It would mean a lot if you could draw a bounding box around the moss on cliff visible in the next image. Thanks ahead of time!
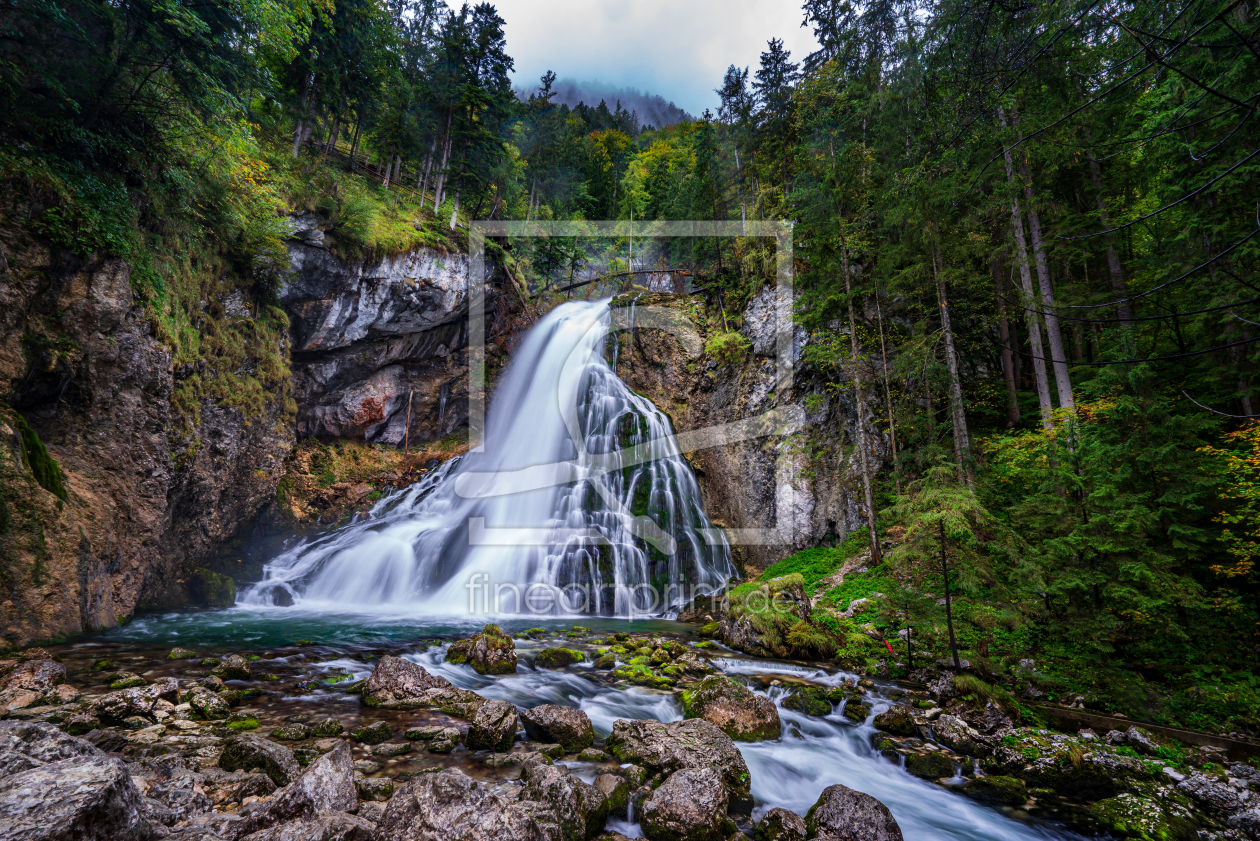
[12,414,66,501]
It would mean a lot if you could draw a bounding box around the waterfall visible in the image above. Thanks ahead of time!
[240,300,734,618]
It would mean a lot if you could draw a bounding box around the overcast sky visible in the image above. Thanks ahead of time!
[489,0,819,117]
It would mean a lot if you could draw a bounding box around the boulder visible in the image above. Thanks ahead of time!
[272,724,314,741]
[756,808,807,841]
[186,686,231,720]
[351,722,392,745]
[360,656,456,708]
[144,768,214,823]
[221,742,358,840]
[0,721,103,773]
[167,648,198,660]
[841,703,869,722]
[781,688,841,718]
[219,734,302,787]
[804,784,903,841]
[592,775,629,816]
[375,767,553,841]
[605,719,751,800]
[0,755,156,840]
[519,760,608,841]
[1085,793,1199,841]
[88,686,167,724]
[931,715,982,755]
[956,701,1011,736]
[1177,771,1252,817]
[213,655,253,681]
[0,659,66,705]
[681,676,780,741]
[465,699,519,752]
[239,811,376,841]
[871,707,916,738]
[535,649,584,669]
[982,729,1149,799]
[520,706,595,753]
[1122,726,1160,756]
[962,776,1026,807]
[356,777,395,801]
[640,767,728,841]
[447,625,518,675]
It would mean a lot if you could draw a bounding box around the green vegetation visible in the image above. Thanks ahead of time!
[13,415,67,502]
[704,331,752,366]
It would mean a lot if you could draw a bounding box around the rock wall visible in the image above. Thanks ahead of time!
[0,210,503,646]
[611,290,887,574]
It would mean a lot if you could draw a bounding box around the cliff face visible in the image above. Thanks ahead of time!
[0,209,499,646]
[611,290,887,574]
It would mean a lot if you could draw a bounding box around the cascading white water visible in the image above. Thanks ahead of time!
[240,300,734,617]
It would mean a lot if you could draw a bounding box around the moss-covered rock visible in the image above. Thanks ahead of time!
[166,647,197,660]
[781,686,843,717]
[188,567,236,607]
[681,675,781,741]
[593,653,616,670]
[841,702,869,722]
[872,706,917,737]
[352,721,393,745]
[108,673,147,690]
[905,752,955,779]
[963,775,1027,806]
[535,648,585,669]
[1083,793,1199,840]
[982,728,1155,800]
[211,653,251,681]
[446,623,517,675]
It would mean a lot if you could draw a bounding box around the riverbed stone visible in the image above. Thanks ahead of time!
[1177,771,1251,817]
[519,760,608,841]
[0,658,66,712]
[272,723,314,741]
[167,648,198,660]
[1084,792,1199,841]
[89,685,167,724]
[756,808,806,841]
[905,752,954,779]
[804,783,904,841]
[223,742,358,840]
[982,729,1148,799]
[681,676,780,741]
[593,775,629,816]
[376,767,553,841]
[0,754,156,840]
[465,698,519,752]
[640,767,728,841]
[931,715,982,755]
[219,734,302,787]
[238,811,377,841]
[535,649,584,669]
[871,707,916,738]
[605,718,751,800]
[781,687,840,718]
[447,625,518,675]
[213,654,253,681]
[360,656,455,708]
[351,721,392,745]
[357,776,396,801]
[0,720,103,769]
[186,686,231,720]
[520,705,594,753]
[962,776,1027,806]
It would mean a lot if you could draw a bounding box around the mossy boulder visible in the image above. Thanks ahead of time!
[446,624,518,675]
[963,776,1027,806]
[167,647,197,660]
[520,704,594,753]
[593,653,616,670]
[108,673,147,690]
[841,702,869,722]
[188,568,236,608]
[352,721,393,745]
[983,728,1154,800]
[535,648,585,669]
[872,706,917,737]
[226,713,260,731]
[681,675,781,741]
[1083,792,1199,840]
[756,808,806,841]
[905,752,955,779]
[613,663,675,688]
[781,686,842,717]
[211,653,252,681]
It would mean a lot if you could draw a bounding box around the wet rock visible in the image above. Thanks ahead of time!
[375,767,553,841]
[0,659,66,711]
[239,811,377,841]
[109,672,148,689]
[982,729,1147,799]
[465,699,518,752]
[1229,807,1260,839]
[224,742,358,840]
[134,759,214,824]
[578,749,609,762]
[605,719,751,800]
[213,655,253,682]
[781,688,840,718]
[640,767,728,841]
[963,776,1026,806]
[272,724,314,741]
[519,760,608,841]
[360,656,455,708]
[841,702,869,723]
[593,654,616,670]
[535,649,584,669]
[1122,726,1160,756]
[424,686,489,719]
[681,676,780,741]
[0,755,156,840]
[905,753,954,779]
[447,625,518,675]
[756,808,806,841]
[351,721,392,745]
[219,734,302,787]
[167,648,198,660]
[373,741,413,757]
[89,684,170,724]
[957,701,1011,736]
[804,784,903,841]
[82,728,129,753]
[0,720,103,773]
[593,775,629,816]
[520,705,595,753]
[60,713,100,736]
[187,686,232,720]
[931,715,982,755]
[312,719,345,737]
[871,707,916,738]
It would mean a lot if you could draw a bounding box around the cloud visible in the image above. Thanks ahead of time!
[491,0,819,117]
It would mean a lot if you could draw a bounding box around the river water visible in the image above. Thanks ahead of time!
[82,610,1084,841]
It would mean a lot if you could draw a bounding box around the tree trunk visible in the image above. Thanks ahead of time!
[998,108,1054,429]
[420,138,436,195]
[1019,157,1074,411]
[940,520,961,670]
[993,253,1020,428]
[838,222,882,565]
[874,293,900,495]
[1086,153,1131,323]
[932,240,974,486]
[734,144,747,236]
[434,108,454,209]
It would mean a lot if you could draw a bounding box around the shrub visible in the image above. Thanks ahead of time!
[704,330,751,365]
